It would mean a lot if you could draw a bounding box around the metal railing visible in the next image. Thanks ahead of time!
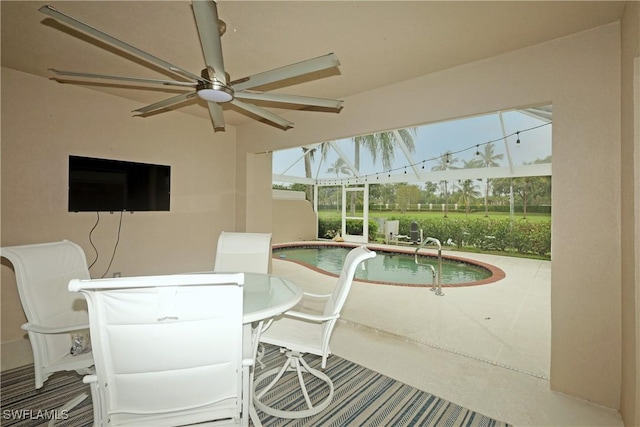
[414,237,444,296]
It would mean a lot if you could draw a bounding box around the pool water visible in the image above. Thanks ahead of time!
[273,246,492,287]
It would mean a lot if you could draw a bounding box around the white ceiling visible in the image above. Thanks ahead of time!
[1,1,626,130]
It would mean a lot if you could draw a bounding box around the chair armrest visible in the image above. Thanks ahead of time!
[285,310,339,323]
[302,292,331,300]
[22,322,89,334]
[82,374,97,384]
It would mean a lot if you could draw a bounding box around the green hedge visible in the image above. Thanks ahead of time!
[318,216,551,258]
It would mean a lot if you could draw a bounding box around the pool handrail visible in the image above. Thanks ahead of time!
[414,237,444,296]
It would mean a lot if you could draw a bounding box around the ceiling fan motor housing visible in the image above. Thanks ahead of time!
[197,67,234,103]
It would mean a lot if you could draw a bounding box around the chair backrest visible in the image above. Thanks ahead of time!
[214,231,272,274]
[323,245,376,319]
[69,273,245,426]
[1,240,91,326]
[1,240,92,387]
[314,245,376,366]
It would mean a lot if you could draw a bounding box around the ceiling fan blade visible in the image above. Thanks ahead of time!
[133,92,196,115]
[231,99,294,130]
[49,69,198,87]
[231,53,340,92]
[207,102,226,132]
[235,91,343,109]
[192,0,226,85]
[39,5,203,83]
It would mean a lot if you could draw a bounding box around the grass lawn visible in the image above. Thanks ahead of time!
[318,209,551,223]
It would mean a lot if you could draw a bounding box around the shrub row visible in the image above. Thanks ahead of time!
[318,216,551,258]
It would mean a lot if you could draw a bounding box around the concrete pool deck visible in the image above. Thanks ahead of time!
[271,243,623,426]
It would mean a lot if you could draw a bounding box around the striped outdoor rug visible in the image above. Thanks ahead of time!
[1,345,510,427]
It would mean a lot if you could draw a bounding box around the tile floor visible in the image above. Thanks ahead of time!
[271,245,623,427]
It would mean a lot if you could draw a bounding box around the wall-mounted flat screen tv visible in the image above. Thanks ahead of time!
[68,155,171,212]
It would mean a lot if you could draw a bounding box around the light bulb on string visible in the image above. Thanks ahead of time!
[516,131,521,144]
[476,145,480,156]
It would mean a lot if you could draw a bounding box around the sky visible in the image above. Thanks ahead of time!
[272,107,552,184]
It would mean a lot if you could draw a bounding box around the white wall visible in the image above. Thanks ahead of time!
[1,68,238,346]
[620,2,640,424]
[272,198,317,243]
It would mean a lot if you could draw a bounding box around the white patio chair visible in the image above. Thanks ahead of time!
[69,273,250,427]
[212,230,273,420]
[1,240,94,420]
[253,245,376,418]
[214,232,272,274]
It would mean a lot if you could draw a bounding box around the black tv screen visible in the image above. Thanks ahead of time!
[68,156,171,212]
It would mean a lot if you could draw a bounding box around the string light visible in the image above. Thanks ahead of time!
[313,122,548,185]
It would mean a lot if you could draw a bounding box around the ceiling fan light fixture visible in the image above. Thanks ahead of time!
[197,82,234,103]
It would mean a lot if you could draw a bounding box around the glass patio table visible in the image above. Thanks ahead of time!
[201,271,303,426]
[239,272,303,324]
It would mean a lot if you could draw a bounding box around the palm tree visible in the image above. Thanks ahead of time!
[477,143,504,216]
[301,143,329,201]
[431,151,459,217]
[326,157,351,178]
[353,128,417,172]
[326,158,352,211]
[350,128,417,213]
[455,179,481,217]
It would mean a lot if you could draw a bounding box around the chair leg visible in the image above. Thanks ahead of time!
[255,343,266,369]
[249,404,263,427]
[253,350,334,419]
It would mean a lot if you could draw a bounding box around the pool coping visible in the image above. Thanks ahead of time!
[272,241,506,288]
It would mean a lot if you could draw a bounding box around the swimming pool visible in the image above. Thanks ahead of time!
[272,243,505,287]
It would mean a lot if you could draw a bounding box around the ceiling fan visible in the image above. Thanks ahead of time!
[38,1,344,132]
